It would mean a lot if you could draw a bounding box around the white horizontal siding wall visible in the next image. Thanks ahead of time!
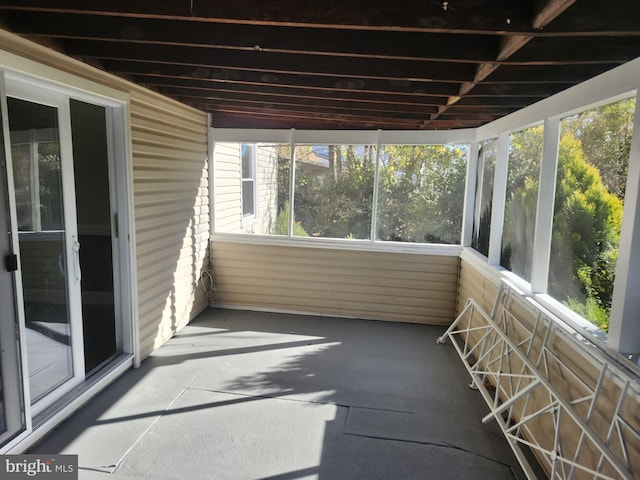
[214,143,279,235]
[211,240,460,324]
[130,89,209,358]
[254,145,278,234]
[214,142,242,233]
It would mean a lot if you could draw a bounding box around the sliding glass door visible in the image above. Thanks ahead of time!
[0,69,131,451]
[6,86,85,413]
[69,98,118,374]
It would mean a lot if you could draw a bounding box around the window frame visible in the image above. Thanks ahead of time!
[240,143,257,226]
[209,58,640,362]
[471,86,640,364]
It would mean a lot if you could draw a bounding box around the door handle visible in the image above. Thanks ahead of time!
[72,235,81,284]
[5,254,19,272]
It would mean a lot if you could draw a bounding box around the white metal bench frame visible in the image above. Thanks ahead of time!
[437,283,639,480]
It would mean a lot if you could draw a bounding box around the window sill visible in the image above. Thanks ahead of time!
[618,353,640,377]
[460,247,640,380]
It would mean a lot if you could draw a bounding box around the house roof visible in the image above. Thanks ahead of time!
[0,0,639,130]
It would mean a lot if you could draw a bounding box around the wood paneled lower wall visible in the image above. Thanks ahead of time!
[211,240,460,325]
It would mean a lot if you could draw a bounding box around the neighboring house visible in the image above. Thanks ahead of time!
[214,142,279,235]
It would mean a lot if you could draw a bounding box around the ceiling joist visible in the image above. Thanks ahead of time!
[0,0,637,129]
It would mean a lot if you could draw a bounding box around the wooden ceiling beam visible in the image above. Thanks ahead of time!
[435,0,583,122]
[63,39,478,83]
[209,108,506,129]
[468,82,572,96]
[137,77,446,108]
[2,0,637,36]
[506,36,640,63]
[540,0,640,35]
[497,35,533,62]
[4,11,499,63]
[206,105,435,129]
[0,0,535,34]
[533,0,577,30]
[209,114,438,130]
[0,0,635,129]
[454,96,544,107]
[172,94,437,120]
[483,64,619,83]
[101,60,463,97]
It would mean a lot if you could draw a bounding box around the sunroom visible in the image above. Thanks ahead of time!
[0,2,639,479]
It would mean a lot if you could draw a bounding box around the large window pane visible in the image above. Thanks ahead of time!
[215,142,289,235]
[501,125,543,280]
[294,145,375,239]
[472,139,497,256]
[548,97,635,332]
[376,145,467,244]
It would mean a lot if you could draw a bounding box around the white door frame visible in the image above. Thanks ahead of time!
[0,66,137,451]
[0,72,26,445]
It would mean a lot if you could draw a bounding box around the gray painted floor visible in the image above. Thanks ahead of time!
[32,309,527,480]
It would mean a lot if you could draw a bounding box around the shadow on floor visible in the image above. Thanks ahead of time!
[32,308,528,480]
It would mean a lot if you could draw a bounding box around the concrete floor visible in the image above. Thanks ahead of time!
[32,309,527,480]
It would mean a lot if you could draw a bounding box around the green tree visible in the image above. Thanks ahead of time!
[504,131,622,330]
[501,126,543,278]
[294,145,375,239]
[561,98,635,198]
[377,145,467,243]
[548,134,622,330]
[500,99,632,333]
[276,145,291,212]
[272,201,308,236]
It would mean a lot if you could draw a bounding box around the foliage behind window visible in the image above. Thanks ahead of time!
[293,145,375,240]
[484,97,635,333]
[547,98,634,332]
[377,145,467,244]
[501,125,543,280]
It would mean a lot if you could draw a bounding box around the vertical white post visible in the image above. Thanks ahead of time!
[0,71,31,437]
[530,117,561,293]
[287,128,296,238]
[488,133,509,265]
[608,95,640,355]
[208,119,216,235]
[462,142,479,247]
[370,129,381,242]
